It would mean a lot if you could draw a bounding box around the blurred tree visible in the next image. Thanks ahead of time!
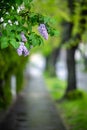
[65,0,79,94]
[64,0,87,95]
[45,46,61,76]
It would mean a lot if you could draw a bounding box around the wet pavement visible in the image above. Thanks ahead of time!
[0,76,66,130]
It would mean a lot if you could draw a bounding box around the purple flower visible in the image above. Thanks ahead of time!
[17,48,22,56]
[38,24,48,40]
[23,46,29,56]
[17,42,29,56]
[21,32,27,42]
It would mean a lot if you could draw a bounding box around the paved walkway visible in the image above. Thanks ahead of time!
[0,76,66,130]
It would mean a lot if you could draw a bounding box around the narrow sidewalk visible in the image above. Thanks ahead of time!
[0,76,66,130]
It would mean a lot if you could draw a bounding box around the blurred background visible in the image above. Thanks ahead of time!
[0,0,87,130]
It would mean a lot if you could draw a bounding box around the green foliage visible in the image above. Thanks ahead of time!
[28,32,44,47]
[45,77,66,100]
[0,37,9,49]
[0,46,27,78]
[16,71,24,93]
[31,0,61,56]
[45,76,87,130]
[59,93,87,130]
[0,46,28,109]
[72,2,81,36]
[0,0,56,50]
[66,90,83,100]
[3,77,12,108]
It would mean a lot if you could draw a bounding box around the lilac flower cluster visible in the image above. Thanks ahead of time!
[17,32,30,56]
[21,32,27,43]
[17,42,29,56]
[38,24,48,40]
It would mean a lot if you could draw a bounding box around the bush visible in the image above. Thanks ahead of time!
[66,90,84,100]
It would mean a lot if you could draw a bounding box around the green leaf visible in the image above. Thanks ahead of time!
[24,0,32,7]
[1,37,9,49]
[25,43,30,49]
[16,34,21,41]
[52,30,60,36]
[10,39,20,49]
[38,37,44,45]
[15,0,23,5]
[44,17,51,24]
[32,38,37,46]
[29,0,33,2]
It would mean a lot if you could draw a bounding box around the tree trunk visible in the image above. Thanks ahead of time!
[63,0,77,95]
[0,79,5,102]
[45,55,50,71]
[66,47,77,93]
